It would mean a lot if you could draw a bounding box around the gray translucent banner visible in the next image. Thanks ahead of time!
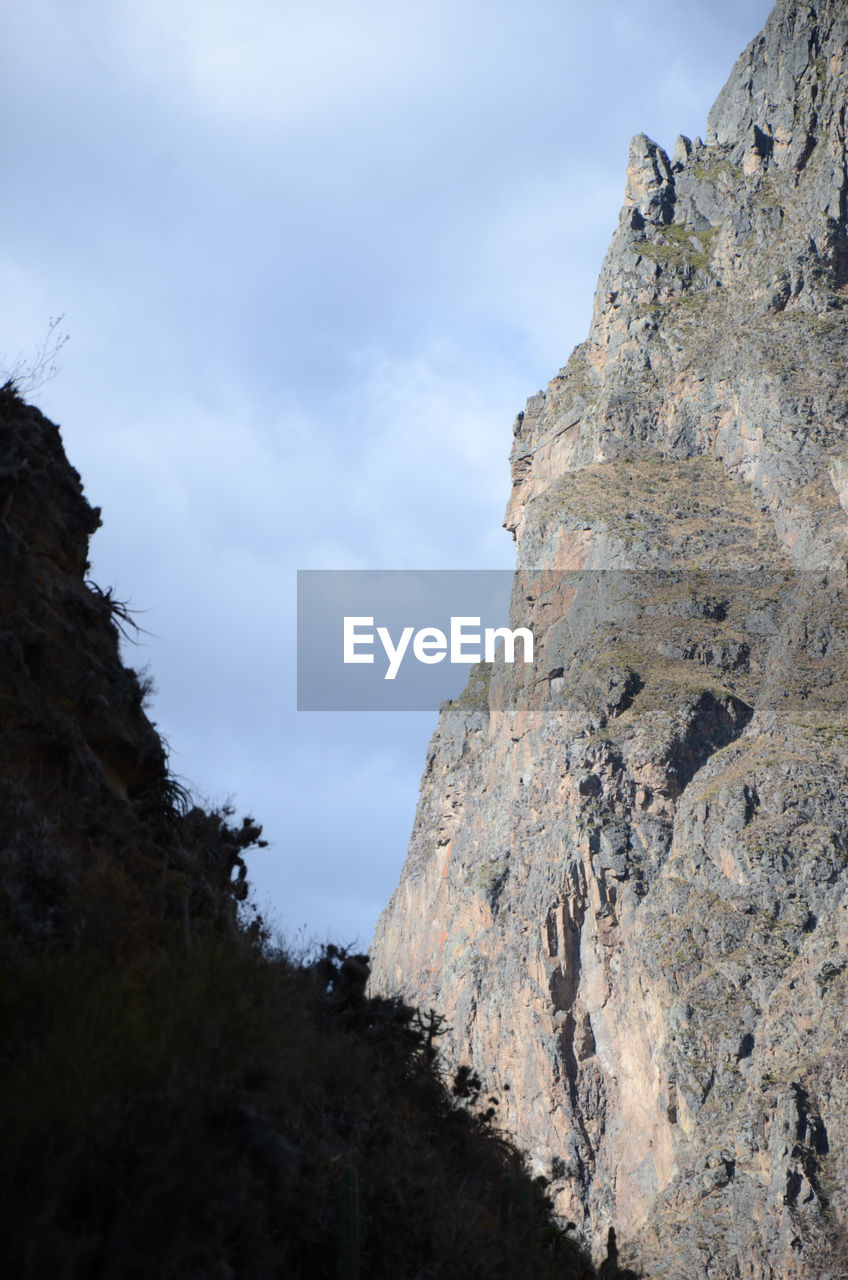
[297,568,848,714]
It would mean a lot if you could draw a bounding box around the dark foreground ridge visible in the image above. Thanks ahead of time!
[0,383,637,1276]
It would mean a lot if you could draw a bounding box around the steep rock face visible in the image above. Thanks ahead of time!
[0,387,165,877]
[371,3,848,1275]
[0,384,254,954]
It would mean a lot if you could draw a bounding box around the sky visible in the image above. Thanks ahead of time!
[0,0,775,948]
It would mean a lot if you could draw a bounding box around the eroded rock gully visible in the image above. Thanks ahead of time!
[371,2,848,1275]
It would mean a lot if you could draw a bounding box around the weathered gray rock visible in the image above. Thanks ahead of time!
[372,2,848,1276]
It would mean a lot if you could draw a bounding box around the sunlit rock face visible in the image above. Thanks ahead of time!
[371,2,848,1274]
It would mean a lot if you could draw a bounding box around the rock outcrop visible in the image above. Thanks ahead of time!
[371,2,848,1275]
[0,381,259,954]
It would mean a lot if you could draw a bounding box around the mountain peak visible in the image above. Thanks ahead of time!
[707,0,848,158]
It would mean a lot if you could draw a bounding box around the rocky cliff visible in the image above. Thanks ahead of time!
[371,2,848,1275]
[0,382,261,953]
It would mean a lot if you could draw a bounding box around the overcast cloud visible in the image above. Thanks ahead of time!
[0,0,774,946]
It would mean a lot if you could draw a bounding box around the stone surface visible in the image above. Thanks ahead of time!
[0,384,256,952]
[371,2,848,1275]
